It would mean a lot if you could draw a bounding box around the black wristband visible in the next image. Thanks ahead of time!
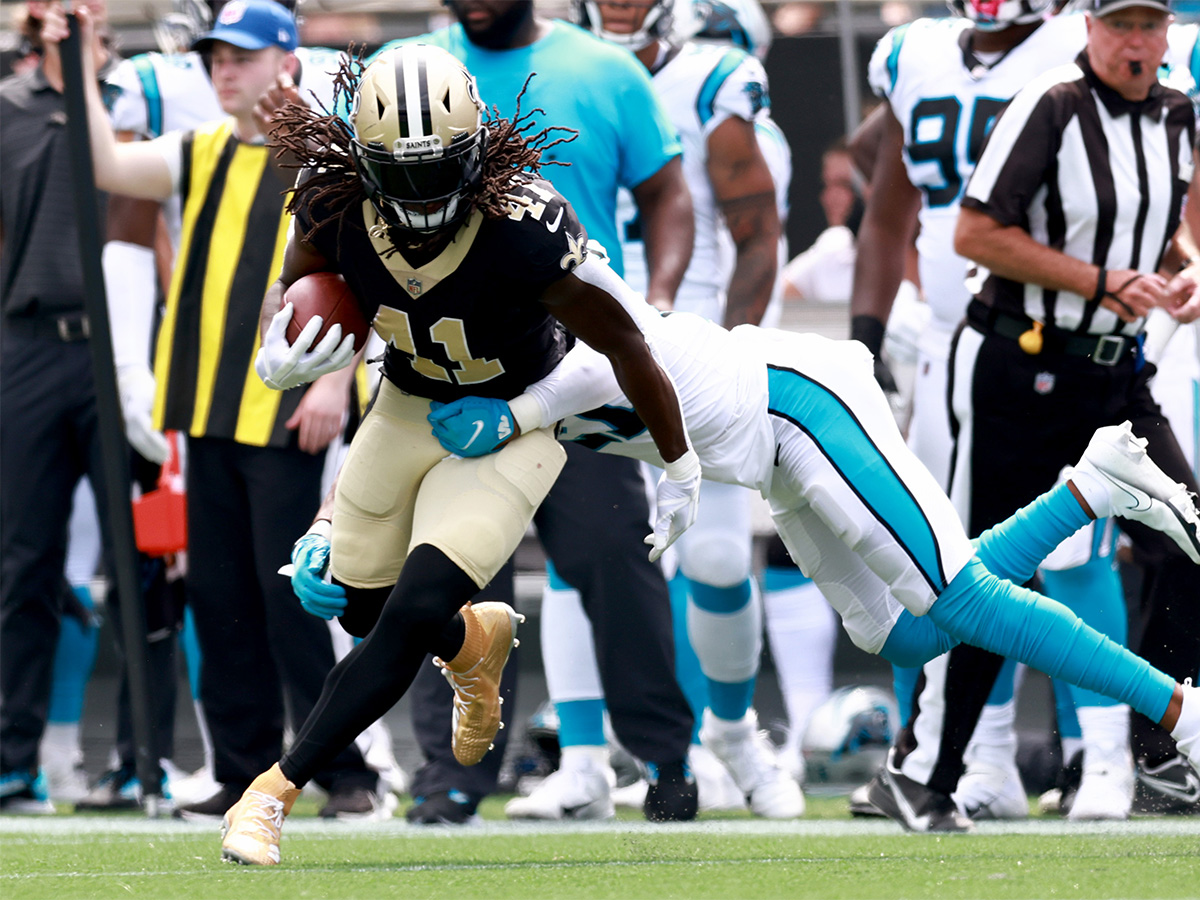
[1091,268,1107,305]
[850,315,887,357]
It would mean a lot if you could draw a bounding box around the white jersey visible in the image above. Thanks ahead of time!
[107,46,343,139]
[868,13,1085,325]
[616,41,770,320]
[1164,22,1200,107]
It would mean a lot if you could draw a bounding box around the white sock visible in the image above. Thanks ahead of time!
[763,581,837,759]
[1077,705,1131,763]
[1068,463,1114,519]
[560,745,609,771]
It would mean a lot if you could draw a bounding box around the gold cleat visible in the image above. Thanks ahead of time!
[220,764,301,866]
[434,601,523,766]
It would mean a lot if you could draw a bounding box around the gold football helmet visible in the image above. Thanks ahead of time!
[350,44,487,233]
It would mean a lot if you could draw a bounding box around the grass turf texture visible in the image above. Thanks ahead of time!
[3,795,1198,899]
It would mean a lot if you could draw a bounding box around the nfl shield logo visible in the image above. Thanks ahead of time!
[406,278,423,298]
[1034,371,1056,395]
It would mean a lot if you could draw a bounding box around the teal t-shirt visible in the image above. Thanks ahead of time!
[370,21,681,276]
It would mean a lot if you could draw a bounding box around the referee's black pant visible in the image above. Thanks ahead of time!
[1,327,177,778]
[899,325,1200,796]
[185,436,375,793]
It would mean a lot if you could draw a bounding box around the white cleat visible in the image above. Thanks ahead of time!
[953,760,1029,821]
[1068,745,1135,821]
[504,759,615,821]
[700,709,805,819]
[689,743,747,812]
[1171,679,1200,778]
[1072,421,1200,563]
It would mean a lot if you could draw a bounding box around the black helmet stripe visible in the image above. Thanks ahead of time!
[391,46,435,140]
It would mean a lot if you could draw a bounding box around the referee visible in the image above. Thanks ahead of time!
[876,0,1200,825]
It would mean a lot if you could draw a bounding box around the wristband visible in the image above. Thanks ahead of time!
[1091,267,1107,305]
[664,447,701,483]
[307,519,332,540]
[508,392,544,435]
[849,315,886,357]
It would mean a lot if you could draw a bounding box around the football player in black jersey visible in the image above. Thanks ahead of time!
[220,44,701,865]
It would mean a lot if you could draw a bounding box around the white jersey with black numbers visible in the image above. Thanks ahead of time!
[107,46,342,139]
[616,41,771,319]
[868,13,1085,325]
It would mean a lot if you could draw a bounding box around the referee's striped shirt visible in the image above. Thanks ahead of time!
[962,50,1194,338]
[152,118,304,449]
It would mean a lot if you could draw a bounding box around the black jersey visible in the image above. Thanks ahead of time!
[299,177,587,403]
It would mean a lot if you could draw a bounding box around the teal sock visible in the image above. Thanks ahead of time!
[1041,554,1126,709]
[669,573,708,744]
[891,665,920,725]
[930,558,1174,722]
[988,657,1018,705]
[707,677,757,722]
[48,586,98,723]
[762,566,812,592]
[975,483,1091,584]
[1053,677,1082,740]
[181,606,203,701]
[555,698,607,748]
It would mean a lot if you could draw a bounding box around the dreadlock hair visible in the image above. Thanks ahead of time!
[269,50,577,255]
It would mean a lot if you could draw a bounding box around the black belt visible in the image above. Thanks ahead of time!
[966,300,1136,366]
[3,312,91,343]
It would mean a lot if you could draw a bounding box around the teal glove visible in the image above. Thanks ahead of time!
[427,396,515,457]
[290,530,347,620]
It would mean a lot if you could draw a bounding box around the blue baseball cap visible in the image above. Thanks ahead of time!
[192,0,299,53]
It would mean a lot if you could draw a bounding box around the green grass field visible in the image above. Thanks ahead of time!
[3,795,1198,900]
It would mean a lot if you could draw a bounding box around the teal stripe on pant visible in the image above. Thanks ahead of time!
[767,365,947,591]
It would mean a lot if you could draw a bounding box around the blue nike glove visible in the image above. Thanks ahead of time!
[290,529,347,620]
[427,396,515,457]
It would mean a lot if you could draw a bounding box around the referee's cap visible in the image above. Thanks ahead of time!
[192,0,299,53]
[1090,0,1172,16]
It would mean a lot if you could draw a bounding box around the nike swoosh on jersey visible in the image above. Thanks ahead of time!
[546,207,564,234]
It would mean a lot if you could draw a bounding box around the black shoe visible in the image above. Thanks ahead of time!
[319,786,396,820]
[1133,755,1200,815]
[867,751,974,833]
[75,766,141,812]
[848,776,886,817]
[172,784,243,821]
[406,790,480,825]
[643,759,697,822]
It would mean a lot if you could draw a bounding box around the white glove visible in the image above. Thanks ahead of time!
[254,302,356,391]
[116,365,170,464]
[644,448,701,563]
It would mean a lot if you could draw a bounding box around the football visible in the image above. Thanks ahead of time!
[283,272,371,351]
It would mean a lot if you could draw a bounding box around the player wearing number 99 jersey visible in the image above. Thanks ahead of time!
[867,8,1083,335]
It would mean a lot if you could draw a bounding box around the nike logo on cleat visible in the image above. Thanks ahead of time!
[1138,770,1200,804]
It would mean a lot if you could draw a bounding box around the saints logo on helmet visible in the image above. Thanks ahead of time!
[571,0,676,51]
[948,0,1054,31]
[349,44,487,234]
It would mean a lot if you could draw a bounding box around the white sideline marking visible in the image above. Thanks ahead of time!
[1,816,1199,843]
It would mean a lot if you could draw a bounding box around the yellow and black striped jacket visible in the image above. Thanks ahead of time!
[152,118,301,448]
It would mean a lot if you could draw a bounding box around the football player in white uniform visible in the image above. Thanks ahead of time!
[425,289,1200,837]
[509,0,797,821]
[850,0,1156,824]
